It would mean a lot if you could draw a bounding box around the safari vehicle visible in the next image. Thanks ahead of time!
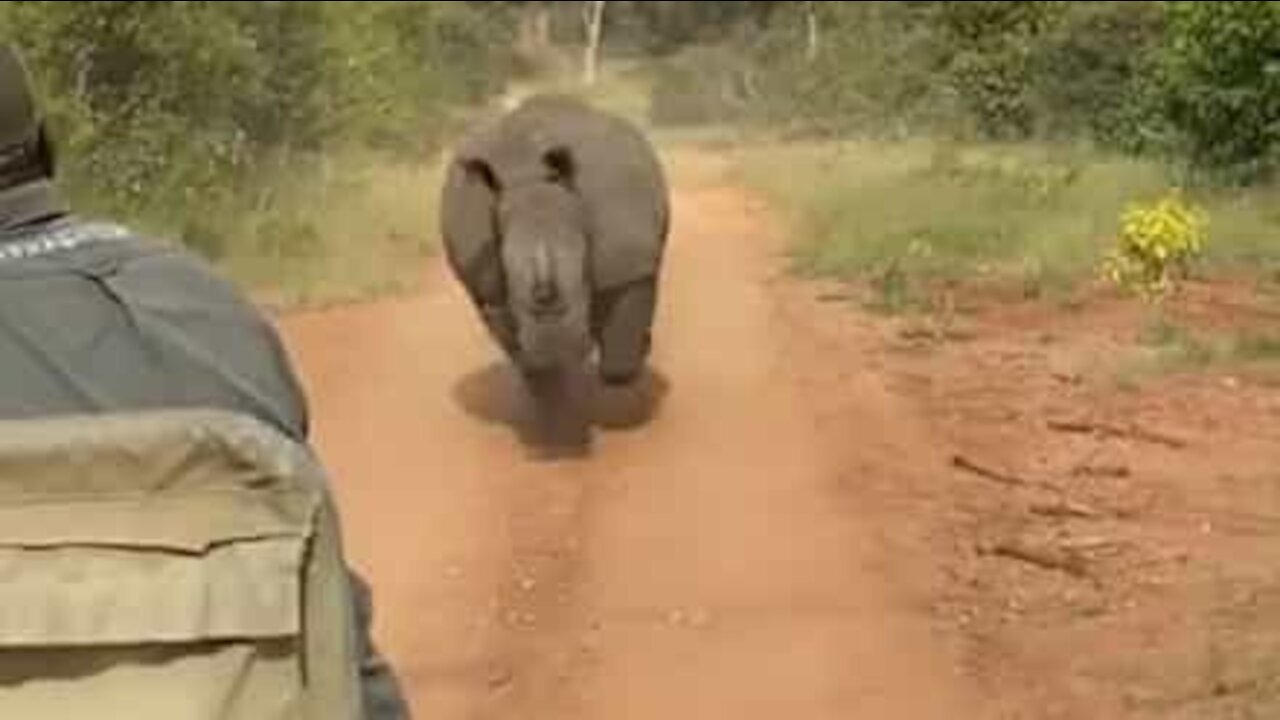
[0,409,369,720]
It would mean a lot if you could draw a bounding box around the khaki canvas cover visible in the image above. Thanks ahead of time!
[0,409,367,719]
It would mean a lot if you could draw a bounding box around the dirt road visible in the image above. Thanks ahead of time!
[279,152,983,719]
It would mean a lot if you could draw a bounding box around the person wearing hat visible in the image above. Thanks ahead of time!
[0,44,411,719]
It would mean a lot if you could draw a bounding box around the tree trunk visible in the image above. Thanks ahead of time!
[518,3,553,54]
[805,1,820,63]
[534,4,552,48]
[582,0,607,86]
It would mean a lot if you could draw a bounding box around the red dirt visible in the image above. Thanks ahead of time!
[882,280,1280,720]
[278,150,1280,719]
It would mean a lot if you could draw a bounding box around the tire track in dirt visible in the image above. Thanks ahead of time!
[279,151,983,719]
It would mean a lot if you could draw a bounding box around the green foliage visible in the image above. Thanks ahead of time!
[745,134,1280,308]
[608,1,778,57]
[648,45,753,127]
[745,2,951,137]
[0,1,512,266]
[646,1,1277,182]
[1026,1,1166,149]
[929,1,1061,140]
[743,135,1280,306]
[1138,314,1218,369]
[1156,1,1280,183]
[221,149,442,309]
[1133,314,1280,375]
[5,0,1280,308]
[1231,331,1280,362]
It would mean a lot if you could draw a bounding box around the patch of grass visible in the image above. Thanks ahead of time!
[216,148,441,310]
[1140,315,1220,370]
[579,62,655,128]
[647,45,755,131]
[1228,331,1280,363]
[1194,190,1280,278]
[736,139,1280,311]
[1138,313,1192,348]
[512,58,656,130]
[1120,313,1280,380]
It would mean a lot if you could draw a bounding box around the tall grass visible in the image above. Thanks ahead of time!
[206,149,441,311]
[736,139,1280,310]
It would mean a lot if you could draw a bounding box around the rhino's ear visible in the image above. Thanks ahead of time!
[461,156,500,194]
[543,144,575,187]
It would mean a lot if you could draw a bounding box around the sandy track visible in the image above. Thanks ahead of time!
[279,152,982,719]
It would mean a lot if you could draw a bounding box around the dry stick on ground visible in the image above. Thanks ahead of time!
[1070,463,1132,479]
[978,538,1091,579]
[1068,444,1131,480]
[1058,535,1130,553]
[1029,498,1104,520]
[952,454,1114,521]
[953,457,1122,579]
[950,454,1065,494]
[1048,418,1188,450]
[950,454,1035,488]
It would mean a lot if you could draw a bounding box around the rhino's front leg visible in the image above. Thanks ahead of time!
[592,278,658,386]
[477,302,520,361]
[480,303,563,394]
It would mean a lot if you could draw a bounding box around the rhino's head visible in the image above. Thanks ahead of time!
[461,145,592,373]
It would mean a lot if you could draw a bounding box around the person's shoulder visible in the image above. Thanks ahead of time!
[88,220,251,294]
[74,217,312,437]
[37,215,280,329]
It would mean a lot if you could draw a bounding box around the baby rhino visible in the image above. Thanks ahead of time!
[439,94,669,390]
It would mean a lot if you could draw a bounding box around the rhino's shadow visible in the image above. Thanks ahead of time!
[452,362,670,460]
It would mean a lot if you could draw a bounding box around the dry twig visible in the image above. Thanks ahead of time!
[1048,418,1187,449]
[1029,499,1104,520]
[1070,463,1132,479]
[951,454,1032,488]
[980,538,1090,578]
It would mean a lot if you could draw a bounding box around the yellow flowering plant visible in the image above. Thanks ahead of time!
[1102,191,1209,300]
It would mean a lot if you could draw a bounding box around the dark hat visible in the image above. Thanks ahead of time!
[0,44,39,153]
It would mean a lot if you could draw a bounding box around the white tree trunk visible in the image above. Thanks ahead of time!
[518,3,552,52]
[805,1,820,63]
[534,5,552,48]
[582,0,607,85]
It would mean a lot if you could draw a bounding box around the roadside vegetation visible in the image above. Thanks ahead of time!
[638,1,1280,378]
[7,1,1278,323]
[0,1,513,306]
[703,4,1280,284]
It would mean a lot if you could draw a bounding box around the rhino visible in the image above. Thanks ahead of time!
[439,94,669,390]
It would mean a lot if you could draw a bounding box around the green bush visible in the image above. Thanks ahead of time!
[648,45,753,127]
[1156,1,1280,183]
[737,140,1180,306]
[720,2,1059,141]
[1027,1,1166,150]
[930,1,1060,141]
[704,3,946,138]
[0,1,513,256]
[712,1,1280,181]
